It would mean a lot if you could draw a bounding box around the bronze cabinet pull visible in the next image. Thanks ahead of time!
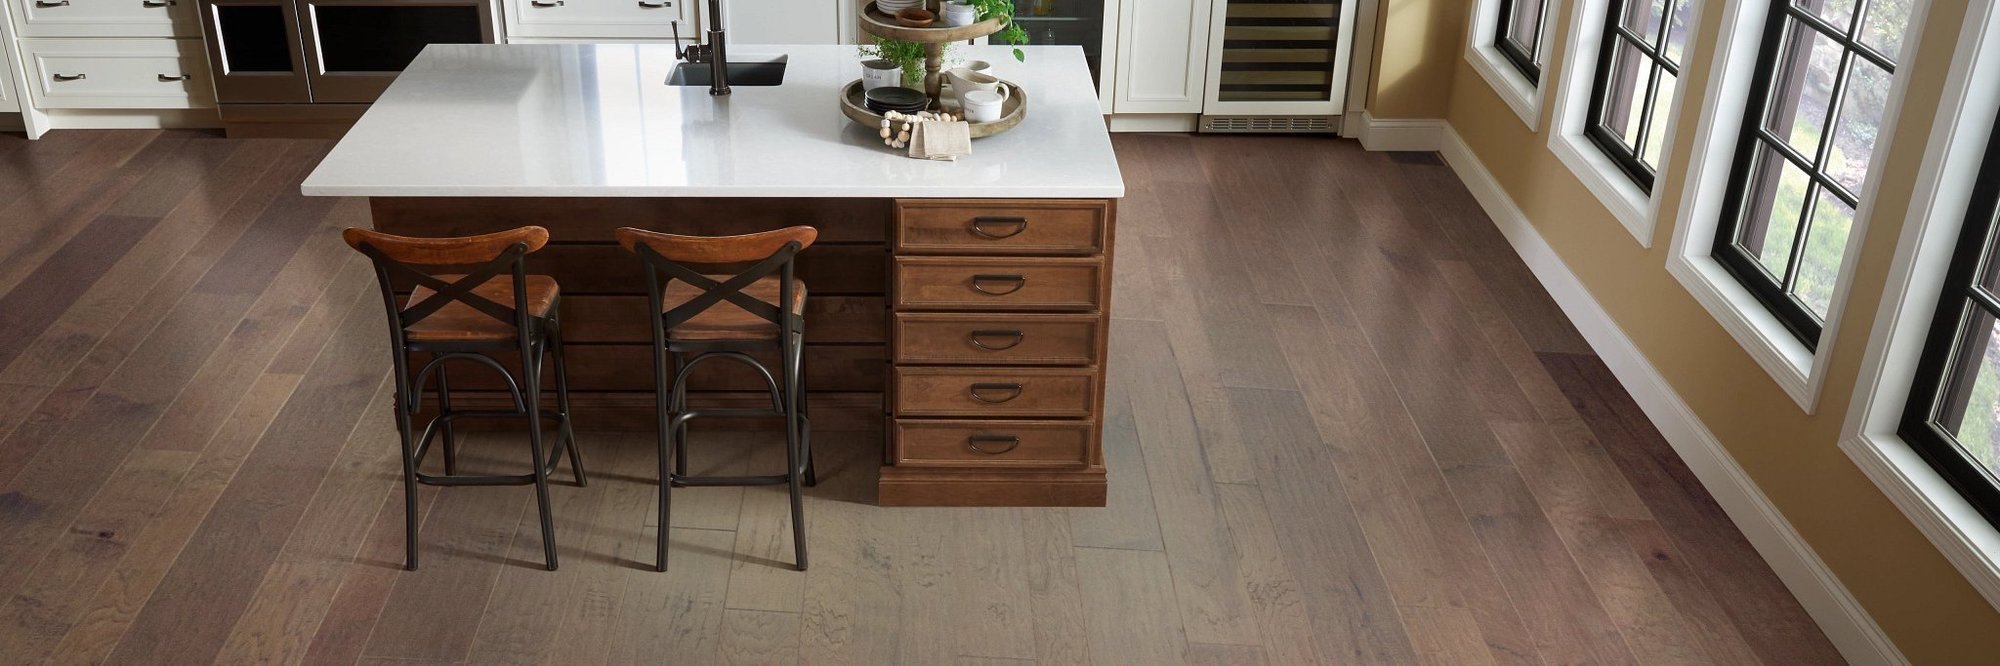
[51,73,85,81]
[969,273,1026,295]
[34,1,69,7]
[530,0,563,6]
[141,0,175,7]
[157,73,191,82]
[637,1,667,6]
[967,434,1021,455]
[968,329,1024,351]
[969,215,1028,239]
[967,382,1023,403]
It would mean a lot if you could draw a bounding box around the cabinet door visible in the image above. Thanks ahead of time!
[502,0,689,40]
[1112,0,1209,113]
[14,0,198,38]
[721,0,835,44]
[21,37,212,109]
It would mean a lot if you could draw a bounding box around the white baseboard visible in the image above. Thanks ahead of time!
[1435,126,1906,666]
[1348,110,1448,151]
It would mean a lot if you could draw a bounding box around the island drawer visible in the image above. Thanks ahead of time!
[891,419,1095,469]
[893,312,1100,365]
[894,200,1109,255]
[891,366,1096,419]
[15,0,195,38]
[503,0,688,39]
[893,256,1102,312]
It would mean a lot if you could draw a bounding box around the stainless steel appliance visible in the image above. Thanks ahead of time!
[1198,0,1356,133]
[198,0,496,133]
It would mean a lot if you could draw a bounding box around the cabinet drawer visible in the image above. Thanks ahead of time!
[17,0,196,38]
[895,200,1109,255]
[893,419,1095,469]
[22,39,211,109]
[893,257,1102,312]
[893,367,1096,418]
[894,312,1101,365]
[504,0,687,38]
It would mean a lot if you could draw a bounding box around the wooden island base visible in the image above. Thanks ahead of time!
[369,196,1115,507]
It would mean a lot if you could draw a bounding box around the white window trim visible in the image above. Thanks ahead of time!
[1465,0,1554,130]
[1840,0,2000,612]
[1665,0,1928,413]
[1546,0,1702,248]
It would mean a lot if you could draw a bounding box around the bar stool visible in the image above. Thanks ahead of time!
[344,226,586,572]
[615,226,817,573]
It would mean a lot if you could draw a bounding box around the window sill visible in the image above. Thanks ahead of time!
[1665,253,1823,411]
[1549,132,1660,246]
[1842,432,2000,610]
[1465,44,1543,131]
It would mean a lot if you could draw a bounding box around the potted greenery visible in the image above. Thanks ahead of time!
[956,0,1029,61]
[858,37,933,88]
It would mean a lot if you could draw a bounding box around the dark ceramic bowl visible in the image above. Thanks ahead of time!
[864,86,929,114]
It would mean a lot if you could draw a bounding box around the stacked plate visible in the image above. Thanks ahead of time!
[875,0,922,14]
[864,87,929,115]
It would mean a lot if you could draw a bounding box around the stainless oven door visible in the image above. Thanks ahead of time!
[200,0,312,103]
[298,0,493,103]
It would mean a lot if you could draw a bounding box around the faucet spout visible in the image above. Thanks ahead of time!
[705,0,729,95]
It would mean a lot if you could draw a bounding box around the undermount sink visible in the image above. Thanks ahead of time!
[667,56,788,87]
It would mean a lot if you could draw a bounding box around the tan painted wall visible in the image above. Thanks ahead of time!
[1365,0,2000,659]
[1368,0,1470,117]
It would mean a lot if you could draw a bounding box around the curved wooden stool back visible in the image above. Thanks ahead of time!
[344,227,552,345]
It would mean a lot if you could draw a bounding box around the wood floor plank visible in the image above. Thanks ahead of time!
[1075,546,1189,666]
[719,608,802,664]
[1019,509,1091,665]
[1212,483,1322,665]
[723,436,807,613]
[606,527,734,662]
[1225,387,1417,664]
[1110,319,1263,646]
[797,435,900,665]
[1063,384,1164,552]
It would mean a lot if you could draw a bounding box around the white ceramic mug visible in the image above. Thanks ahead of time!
[961,89,1004,123]
[861,59,901,91]
[945,67,1010,109]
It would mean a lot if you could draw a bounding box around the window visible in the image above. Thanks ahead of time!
[1712,0,1911,348]
[1495,0,1551,80]
[1585,0,1697,191]
[1901,112,2000,526]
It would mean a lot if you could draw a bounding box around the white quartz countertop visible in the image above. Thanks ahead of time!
[300,44,1124,198]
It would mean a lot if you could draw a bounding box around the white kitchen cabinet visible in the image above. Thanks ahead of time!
[20,37,209,108]
[13,0,196,38]
[502,0,690,41]
[721,0,835,44]
[0,50,17,113]
[1110,0,1209,114]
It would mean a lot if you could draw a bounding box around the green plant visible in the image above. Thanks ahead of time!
[858,37,935,87]
[957,0,1029,61]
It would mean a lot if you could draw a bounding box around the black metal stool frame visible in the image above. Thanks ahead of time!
[631,239,816,573]
[356,238,587,572]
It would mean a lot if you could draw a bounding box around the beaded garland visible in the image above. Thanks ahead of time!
[878,109,958,149]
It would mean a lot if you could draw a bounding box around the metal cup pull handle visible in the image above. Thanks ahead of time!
[967,382,1023,404]
[158,74,191,82]
[969,215,1028,239]
[34,1,70,7]
[969,273,1026,296]
[968,329,1024,351]
[637,1,667,6]
[51,73,85,81]
[141,0,175,7]
[530,1,563,6]
[967,434,1021,455]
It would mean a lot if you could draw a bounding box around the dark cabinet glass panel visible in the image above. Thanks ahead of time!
[313,5,481,73]
[217,5,296,73]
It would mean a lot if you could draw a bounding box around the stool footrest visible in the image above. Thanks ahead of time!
[417,471,537,486]
[670,474,789,487]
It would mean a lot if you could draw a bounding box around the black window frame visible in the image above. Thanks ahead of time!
[1898,111,2000,527]
[1584,0,1688,192]
[1494,0,1547,82]
[1712,0,1900,350]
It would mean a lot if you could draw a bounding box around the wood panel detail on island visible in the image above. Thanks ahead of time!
[366,195,1115,506]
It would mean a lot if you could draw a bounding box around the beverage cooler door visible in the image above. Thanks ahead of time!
[1012,0,1108,88]
[1199,0,1355,116]
[200,0,313,103]
[299,0,492,103]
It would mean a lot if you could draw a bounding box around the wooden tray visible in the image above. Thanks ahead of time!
[858,1,1005,42]
[841,79,1026,139]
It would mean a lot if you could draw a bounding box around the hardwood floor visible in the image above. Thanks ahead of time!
[0,129,1843,664]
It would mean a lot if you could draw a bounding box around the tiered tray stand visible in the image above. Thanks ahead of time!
[848,1,1026,136]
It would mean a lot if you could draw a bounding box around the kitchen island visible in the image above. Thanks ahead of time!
[301,43,1124,506]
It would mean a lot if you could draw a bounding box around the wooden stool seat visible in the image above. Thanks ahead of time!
[406,275,561,342]
[662,275,807,341]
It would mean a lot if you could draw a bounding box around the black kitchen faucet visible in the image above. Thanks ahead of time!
[671,0,731,96]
